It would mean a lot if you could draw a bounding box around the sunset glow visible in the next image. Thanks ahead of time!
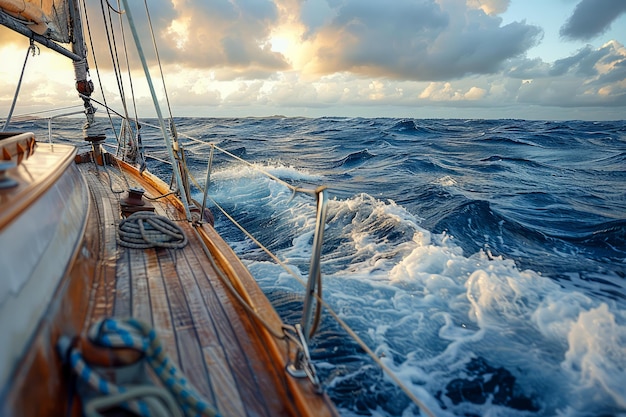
[0,0,624,119]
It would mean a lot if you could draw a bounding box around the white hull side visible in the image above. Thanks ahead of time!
[0,162,89,390]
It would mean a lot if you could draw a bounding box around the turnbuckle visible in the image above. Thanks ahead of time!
[285,324,322,393]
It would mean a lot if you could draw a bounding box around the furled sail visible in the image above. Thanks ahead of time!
[0,0,72,42]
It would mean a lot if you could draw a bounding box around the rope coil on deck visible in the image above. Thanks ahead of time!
[118,211,188,249]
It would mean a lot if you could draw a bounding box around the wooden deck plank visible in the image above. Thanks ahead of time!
[144,248,180,367]
[148,198,281,416]
[146,191,276,416]
[170,239,250,417]
[83,170,117,325]
[114,246,131,318]
[130,248,152,324]
[81,157,337,417]
[157,248,214,402]
[184,241,292,416]
[203,345,248,417]
[96,168,124,318]
[100,192,118,321]
[159,249,195,330]
[82,179,106,333]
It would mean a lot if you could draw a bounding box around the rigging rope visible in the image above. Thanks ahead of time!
[81,0,121,146]
[116,0,146,170]
[100,0,129,120]
[3,39,38,131]
[120,0,193,221]
[142,0,174,121]
[118,212,188,249]
[101,0,140,165]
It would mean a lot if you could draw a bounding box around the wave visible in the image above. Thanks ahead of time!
[571,219,626,256]
[400,157,460,176]
[19,116,626,417]
[480,155,542,166]
[333,149,376,168]
[390,119,437,134]
[588,151,626,172]
[279,191,626,416]
[125,118,626,416]
[479,135,542,147]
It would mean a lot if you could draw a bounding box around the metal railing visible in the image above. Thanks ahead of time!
[47,110,86,148]
[174,133,330,343]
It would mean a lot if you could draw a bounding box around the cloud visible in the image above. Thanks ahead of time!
[420,82,468,101]
[550,46,605,77]
[506,57,551,79]
[512,41,626,107]
[466,0,511,15]
[159,0,290,75]
[560,0,626,41]
[0,0,542,83]
[300,0,542,81]
[67,0,291,78]
[1,0,624,120]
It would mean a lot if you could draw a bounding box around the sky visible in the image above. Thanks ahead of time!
[0,0,625,120]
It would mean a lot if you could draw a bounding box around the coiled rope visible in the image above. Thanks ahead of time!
[118,211,187,249]
[64,318,220,417]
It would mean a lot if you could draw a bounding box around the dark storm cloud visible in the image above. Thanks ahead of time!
[305,0,542,81]
[560,0,626,41]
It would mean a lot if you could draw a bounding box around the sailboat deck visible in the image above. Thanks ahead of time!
[78,160,330,417]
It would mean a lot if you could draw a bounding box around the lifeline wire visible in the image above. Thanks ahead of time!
[119,0,193,221]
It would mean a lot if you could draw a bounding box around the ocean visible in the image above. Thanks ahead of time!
[28,117,626,416]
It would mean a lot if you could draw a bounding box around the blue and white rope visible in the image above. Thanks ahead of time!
[69,350,152,416]
[70,318,220,417]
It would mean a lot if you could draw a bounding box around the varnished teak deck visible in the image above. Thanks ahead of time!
[1,143,336,417]
[79,160,335,417]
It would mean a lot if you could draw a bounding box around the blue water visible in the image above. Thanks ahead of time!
[25,117,626,416]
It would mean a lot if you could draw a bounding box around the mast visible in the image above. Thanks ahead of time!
[68,0,105,142]
[0,1,104,141]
